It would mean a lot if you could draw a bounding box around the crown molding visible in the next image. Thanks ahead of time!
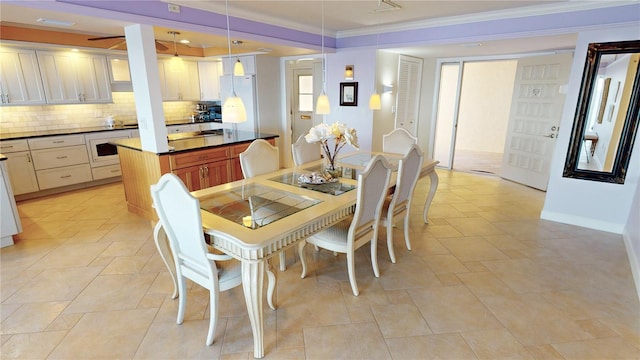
[337,0,638,38]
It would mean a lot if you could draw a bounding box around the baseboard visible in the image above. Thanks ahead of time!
[15,177,121,202]
[622,230,640,302]
[540,210,624,234]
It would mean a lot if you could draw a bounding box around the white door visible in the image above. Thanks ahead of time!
[395,55,423,135]
[500,52,573,190]
[292,67,315,143]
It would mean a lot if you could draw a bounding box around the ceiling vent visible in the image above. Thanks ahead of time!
[370,0,402,13]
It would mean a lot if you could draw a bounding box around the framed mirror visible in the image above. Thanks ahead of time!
[563,40,640,184]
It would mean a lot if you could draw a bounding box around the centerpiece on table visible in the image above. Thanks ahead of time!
[305,122,359,179]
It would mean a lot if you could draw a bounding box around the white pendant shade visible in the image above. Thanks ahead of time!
[315,92,330,114]
[233,59,245,76]
[222,93,247,123]
[369,92,381,110]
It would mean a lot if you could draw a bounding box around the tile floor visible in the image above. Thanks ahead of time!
[1,170,639,359]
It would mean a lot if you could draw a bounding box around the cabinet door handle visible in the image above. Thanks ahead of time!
[53,140,65,144]
[56,156,68,159]
[4,94,9,103]
[110,169,120,173]
[204,166,209,177]
[60,175,72,179]
[3,145,13,149]
[27,153,32,163]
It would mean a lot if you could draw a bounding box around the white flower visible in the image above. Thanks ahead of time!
[305,122,359,171]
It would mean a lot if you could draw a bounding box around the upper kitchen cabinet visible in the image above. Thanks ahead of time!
[0,48,46,106]
[37,50,112,104]
[158,57,200,101]
[222,55,255,75]
[198,61,222,101]
[108,56,132,92]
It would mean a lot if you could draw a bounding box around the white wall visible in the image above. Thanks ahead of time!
[624,178,640,301]
[542,25,640,235]
[325,48,376,153]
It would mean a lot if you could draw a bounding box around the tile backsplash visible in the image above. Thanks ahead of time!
[0,92,197,135]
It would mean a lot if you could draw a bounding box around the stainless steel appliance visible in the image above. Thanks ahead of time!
[85,130,131,168]
[195,101,222,122]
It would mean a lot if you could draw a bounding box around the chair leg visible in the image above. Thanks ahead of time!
[298,241,307,279]
[266,263,277,310]
[153,222,178,299]
[403,213,412,251]
[347,251,359,296]
[176,276,187,325]
[206,284,219,346]
[371,236,380,278]
[386,220,396,263]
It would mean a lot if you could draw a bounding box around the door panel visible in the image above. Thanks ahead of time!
[500,53,573,190]
[292,67,314,142]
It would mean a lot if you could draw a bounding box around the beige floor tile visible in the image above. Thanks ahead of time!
[386,333,478,359]
[4,266,103,304]
[423,254,470,274]
[0,330,67,359]
[371,302,432,338]
[462,328,534,360]
[457,271,518,299]
[523,344,565,359]
[551,337,640,359]
[0,301,69,334]
[303,322,391,359]
[439,236,508,262]
[48,309,157,359]
[409,285,503,333]
[445,217,506,236]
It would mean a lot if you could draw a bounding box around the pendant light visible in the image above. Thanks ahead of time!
[369,0,381,110]
[222,0,247,123]
[232,40,245,76]
[315,0,330,115]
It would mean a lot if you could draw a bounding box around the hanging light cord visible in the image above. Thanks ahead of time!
[225,0,236,93]
[321,0,326,91]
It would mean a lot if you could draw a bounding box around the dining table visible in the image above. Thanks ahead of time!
[153,153,439,358]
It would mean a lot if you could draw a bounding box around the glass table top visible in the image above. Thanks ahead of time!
[268,165,356,196]
[200,183,321,229]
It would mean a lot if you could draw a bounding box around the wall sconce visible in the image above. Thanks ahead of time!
[383,84,393,93]
[345,65,354,80]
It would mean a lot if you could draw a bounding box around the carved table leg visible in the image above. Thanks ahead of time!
[242,260,266,358]
[423,170,439,224]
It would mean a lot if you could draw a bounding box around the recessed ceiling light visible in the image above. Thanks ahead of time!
[179,39,190,44]
[36,18,75,27]
[461,43,483,47]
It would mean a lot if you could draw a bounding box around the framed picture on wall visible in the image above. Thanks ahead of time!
[340,82,358,106]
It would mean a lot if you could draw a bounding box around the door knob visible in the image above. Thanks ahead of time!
[543,134,555,138]
[300,115,311,120]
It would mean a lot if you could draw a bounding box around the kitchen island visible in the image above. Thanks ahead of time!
[111,130,278,221]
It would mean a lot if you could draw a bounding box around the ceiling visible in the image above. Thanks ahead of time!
[0,0,597,58]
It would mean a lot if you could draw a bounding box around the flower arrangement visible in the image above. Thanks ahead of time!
[305,122,359,173]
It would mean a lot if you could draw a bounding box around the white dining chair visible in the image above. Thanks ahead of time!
[151,173,244,346]
[239,139,289,271]
[291,134,321,166]
[382,128,418,155]
[298,155,392,296]
[239,139,280,178]
[380,144,424,263]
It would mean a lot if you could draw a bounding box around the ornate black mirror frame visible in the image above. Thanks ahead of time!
[563,40,640,184]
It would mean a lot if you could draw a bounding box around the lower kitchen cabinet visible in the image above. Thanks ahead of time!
[36,164,93,190]
[0,140,39,195]
[173,160,230,191]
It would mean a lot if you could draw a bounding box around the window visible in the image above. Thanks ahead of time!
[298,75,313,112]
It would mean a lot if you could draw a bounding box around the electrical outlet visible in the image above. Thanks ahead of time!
[167,3,180,13]
[391,105,396,113]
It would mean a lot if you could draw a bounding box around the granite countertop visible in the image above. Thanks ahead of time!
[0,120,218,141]
[0,154,6,161]
[111,130,279,155]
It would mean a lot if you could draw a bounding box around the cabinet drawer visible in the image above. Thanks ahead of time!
[28,134,85,150]
[92,164,122,180]
[169,147,229,170]
[36,164,92,190]
[0,139,29,153]
[31,145,89,170]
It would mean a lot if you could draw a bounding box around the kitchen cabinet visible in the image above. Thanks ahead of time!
[198,61,222,100]
[169,147,230,191]
[0,140,39,195]
[222,55,255,75]
[158,58,200,101]
[37,50,112,104]
[28,134,92,190]
[0,48,46,105]
[108,56,132,92]
[0,159,22,247]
